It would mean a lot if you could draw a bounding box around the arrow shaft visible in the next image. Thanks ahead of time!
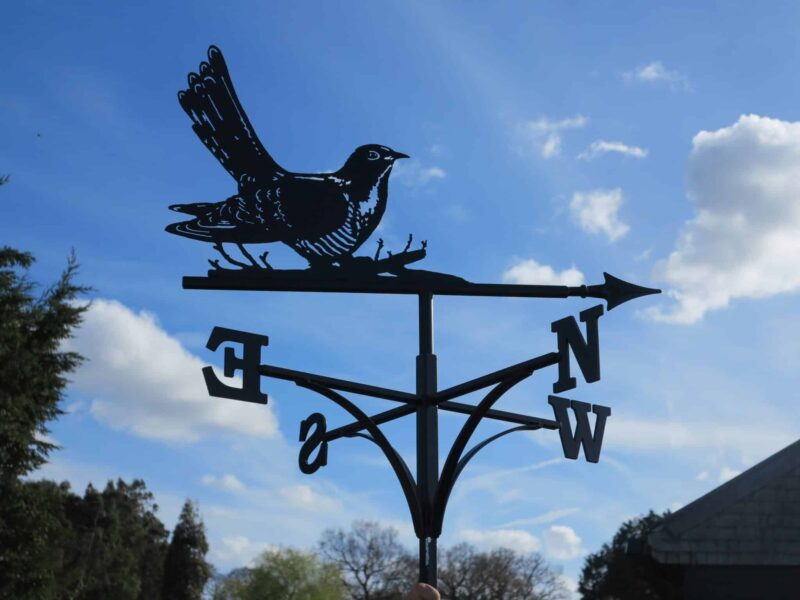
[185,274,590,299]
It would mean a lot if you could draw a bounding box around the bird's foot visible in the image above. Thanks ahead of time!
[213,242,251,269]
[237,243,268,270]
[210,242,273,271]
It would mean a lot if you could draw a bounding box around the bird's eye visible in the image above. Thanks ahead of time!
[367,150,380,161]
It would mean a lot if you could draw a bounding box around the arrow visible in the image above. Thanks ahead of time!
[184,270,660,310]
[579,272,661,310]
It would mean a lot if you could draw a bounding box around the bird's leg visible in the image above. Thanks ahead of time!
[402,234,413,253]
[374,238,384,261]
[213,242,250,269]
[236,243,261,269]
[258,251,273,270]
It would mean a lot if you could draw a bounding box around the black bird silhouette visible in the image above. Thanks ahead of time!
[166,46,409,270]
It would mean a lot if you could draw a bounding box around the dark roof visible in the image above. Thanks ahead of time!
[648,438,800,566]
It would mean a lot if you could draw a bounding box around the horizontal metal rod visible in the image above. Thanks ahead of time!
[184,271,660,310]
[260,364,418,404]
[434,352,560,402]
[184,274,578,297]
[324,404,417,442]
[322,352,560,442]
[438,401,559,429]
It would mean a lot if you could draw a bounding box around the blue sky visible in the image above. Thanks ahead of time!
[4,0,800,593]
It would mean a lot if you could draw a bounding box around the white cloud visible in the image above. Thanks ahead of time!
[499,508,580,529]
[719,466,741,483]
[624,61,689,90]
[695,470,709,481]
[502,259,584,286]
[64,299,279,443]
[647,115,800,323]
[577,140,648,160]
[202,473,246,493]
[605,416,796,458]
[459,528,542,553]
[392,159,446,187]
[543,525,585,560]
[278,484,343,512]
[33,456,125,493]
[517,115,588,159]
[455,457,564,504]
[570,188,630,242]
[542,134,562,158]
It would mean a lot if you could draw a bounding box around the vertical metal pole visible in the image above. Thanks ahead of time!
[416,292,438,586]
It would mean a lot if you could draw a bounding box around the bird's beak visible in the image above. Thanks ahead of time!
[391,151,410,160]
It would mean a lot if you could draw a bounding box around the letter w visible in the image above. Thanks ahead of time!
[548,395,610,463]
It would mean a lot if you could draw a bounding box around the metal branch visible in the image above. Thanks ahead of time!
[325,400,558,443]
[439,401,559,430]
[321,353,560,444]
[325,404,416,442]
[261,364,418,404]
[434,352,559,402]
[296,380,423,536]
[432,373,532,536]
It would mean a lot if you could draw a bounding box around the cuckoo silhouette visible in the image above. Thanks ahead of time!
[166,46,409,269]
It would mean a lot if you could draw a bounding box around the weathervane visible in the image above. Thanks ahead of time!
[168,46,660,586]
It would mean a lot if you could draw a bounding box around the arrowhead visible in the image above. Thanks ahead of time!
[589,272,661,310]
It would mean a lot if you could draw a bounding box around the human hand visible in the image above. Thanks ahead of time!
[406,582,441,600]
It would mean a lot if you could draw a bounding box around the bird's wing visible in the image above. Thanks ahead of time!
[166,196,280,243]
[178,46,282,182]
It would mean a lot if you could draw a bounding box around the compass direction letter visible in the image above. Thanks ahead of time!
[551,304,604,393]
[548,395,610,463]
[202,326,269,404]
[299,413,328,475]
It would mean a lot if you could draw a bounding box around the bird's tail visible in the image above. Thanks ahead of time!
[169,202,214,216]
[165,219,214,241]
[178,46,281,182]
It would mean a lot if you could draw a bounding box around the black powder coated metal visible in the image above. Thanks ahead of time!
[168,45,663,587]
[195,299,610,586]
[165,45,420,274]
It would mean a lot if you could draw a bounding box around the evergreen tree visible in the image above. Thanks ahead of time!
[578,511,682,599]
[0,186,90,596]
[162,499,212,600]
[61,479,169,600]
[0,246,88,483]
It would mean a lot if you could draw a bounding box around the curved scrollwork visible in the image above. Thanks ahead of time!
[432,372,532,536]
[452,424,537,484]
[296,380,423,536]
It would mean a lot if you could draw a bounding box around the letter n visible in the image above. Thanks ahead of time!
[551,304,603,393]
[548,395,610,463]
